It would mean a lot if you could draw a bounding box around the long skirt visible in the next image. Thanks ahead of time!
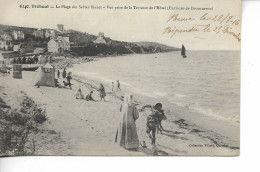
[115,121,139,149]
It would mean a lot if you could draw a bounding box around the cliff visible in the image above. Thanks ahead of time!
[0,24,180,56]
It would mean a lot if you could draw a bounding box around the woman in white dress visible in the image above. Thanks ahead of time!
[115,93,139,150]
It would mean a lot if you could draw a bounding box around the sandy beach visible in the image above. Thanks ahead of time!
[0,63,239,156]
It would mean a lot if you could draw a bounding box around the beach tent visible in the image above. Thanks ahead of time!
[0,53,7,73]
[34,63,55,87]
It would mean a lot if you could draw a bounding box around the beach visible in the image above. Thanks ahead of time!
[0,52,240,155]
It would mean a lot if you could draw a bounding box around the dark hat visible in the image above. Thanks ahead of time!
[155,103,162,110]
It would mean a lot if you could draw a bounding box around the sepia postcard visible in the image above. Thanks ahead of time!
[0,0,241,156]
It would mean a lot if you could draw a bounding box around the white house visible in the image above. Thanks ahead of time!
[34,48,45,54]
[32,29,44,38]
[13,44,21,52]
[0,32,12,41]
[48,36,70,53]
[94,32,106,44]
[12,31,25,40]
[45,30,55,39]
[57,36,70,51]
[0,40,8,50]
[47,39,60,53]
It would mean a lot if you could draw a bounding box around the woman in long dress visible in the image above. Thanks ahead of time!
[62,68,66,79]
[98,83,106,101]
[115,93,139,150]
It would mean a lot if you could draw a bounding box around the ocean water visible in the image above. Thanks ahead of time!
[73,51,240,144]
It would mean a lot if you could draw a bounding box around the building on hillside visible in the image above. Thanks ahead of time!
[12,30,25,40]
[32,29,44,38]
[47,39,60,53]
[0,32,12,41]
[57,24,64,32]
[57,36,70,51]
[34,48,45,54]
[45,30,56,39]
[0,40,9,50]
[93,32,106,44]
[47,36,70,53]
[13,44,21,52]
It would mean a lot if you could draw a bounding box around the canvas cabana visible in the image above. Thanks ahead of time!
[34,63,55,87]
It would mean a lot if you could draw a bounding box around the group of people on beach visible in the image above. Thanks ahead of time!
[112,80,121,92]
[74,83,106,101]
[56,68,165,150]
[115,93,166,150]
[55,68,73,89]
[75,88,95,101]
[12,56,38,64]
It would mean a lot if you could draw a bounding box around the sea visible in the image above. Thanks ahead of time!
[73,50,240,146]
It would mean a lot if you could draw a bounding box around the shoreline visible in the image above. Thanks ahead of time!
[71,54,240,148]
[72,72,240,151]
[0,53,239,156]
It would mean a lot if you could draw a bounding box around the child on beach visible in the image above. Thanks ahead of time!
[98,83,106,101]
[112,82,115,92]
[66,73,72,84]
[117,80,121,91]
[146,103,165,144]
[57,70,60,78]
[75,88,84,99]
[146,113,159,145]
[154,103,166,134]
[63,81,72,89]
[86,91,95,101]
[54,79,61,88]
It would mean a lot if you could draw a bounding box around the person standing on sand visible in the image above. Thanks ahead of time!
[146,103,164,145]
[112,82,115,92]
[115,93,139,150]
[117,80,121,91]
[57,70,60,78]
[66,72,72,84]
[98,83,106,101]
[62,68,66,79]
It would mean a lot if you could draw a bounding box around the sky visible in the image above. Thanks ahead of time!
[0,0,241,50]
